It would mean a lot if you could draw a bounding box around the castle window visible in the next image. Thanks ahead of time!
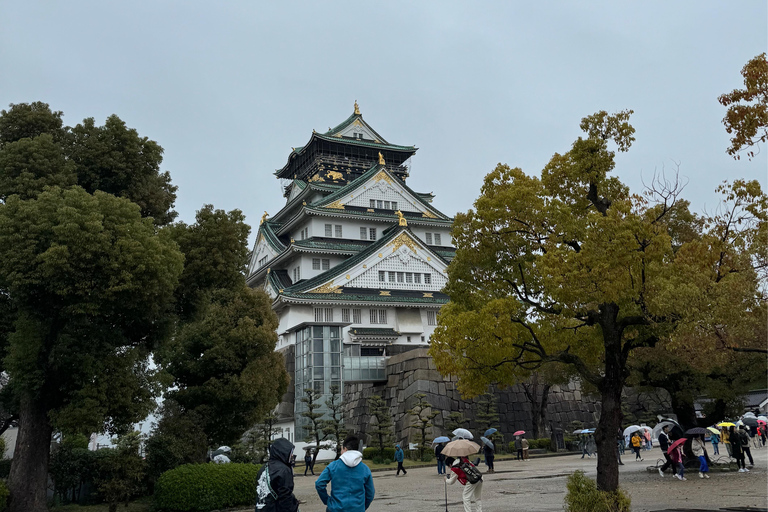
[388,271,395,282]
[360,227,367,240]
[334,225,342,237]
[434,233,442,245]
[312,258,321,270]
[378,271,385,282]
[352,309,362,323]
[425,233,433,244]
[414,273,421,284]
[370,199,376,208]
[377,200,383,209]
[396,272,404,283]
[406,272,413,283]
[370,309,387,324]
[392,201,398,210]
[324,308,334,322]
[322,259,330,270]
[384,201,391,209]
[293,267,301,282]
[342,309,350,322]
[427,311,437,326]
[424,273,432,284]
[369,228,377,241]
[314,308,323,322]
[258,256,268,268]
[325,224,332,237]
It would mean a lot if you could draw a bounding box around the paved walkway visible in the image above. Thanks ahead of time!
[283,446,767,512]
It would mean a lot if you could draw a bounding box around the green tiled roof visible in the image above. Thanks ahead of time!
[259,221,286,252]
[350,328,399,336]
[293,238,372,253]
[314,164,450,221]
[280,290,448,305]
[305,205,453,225]
[312,132,416,152]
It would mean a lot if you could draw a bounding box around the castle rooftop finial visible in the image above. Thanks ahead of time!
[396,210,407,227]
[354,100,360,115]
[378,152,385,165]
[260,211,269,225]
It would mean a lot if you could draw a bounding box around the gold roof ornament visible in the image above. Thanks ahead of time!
[378,152,385,165]
[354,100,360,115]
[395,210,407,227]
[260,211,269,225]
[290,237,295,244]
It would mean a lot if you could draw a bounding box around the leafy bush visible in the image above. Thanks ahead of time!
[564,470,631,512]
[153,463,260,512]
[362,447,395,461]
[0,460,10,479]
[0,480,8,511]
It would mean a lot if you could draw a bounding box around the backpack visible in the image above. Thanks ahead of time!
[458,459,483,484]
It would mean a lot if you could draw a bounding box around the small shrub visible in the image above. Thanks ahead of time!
[0,480,8,511]
[0,460,10,479]
[362,447,395,461]
[418,451,434,462]
[564,470,631,512]
[153,463,260,512]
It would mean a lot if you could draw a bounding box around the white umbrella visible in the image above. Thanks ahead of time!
[442,439,481,457]
[452,428,473,440]
[743,412,756,418]
[758,415,768,423]
[623,425,641,437]
[213,454,231,464]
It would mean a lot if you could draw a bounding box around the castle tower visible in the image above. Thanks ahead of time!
[247,103,455,449]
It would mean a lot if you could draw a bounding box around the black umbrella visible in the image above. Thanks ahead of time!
[684,427,709,435]
[742,417,759,427]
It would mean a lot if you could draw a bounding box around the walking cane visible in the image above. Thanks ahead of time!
[444,477,449,512]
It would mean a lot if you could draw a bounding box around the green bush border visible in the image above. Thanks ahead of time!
[153,463,260,512]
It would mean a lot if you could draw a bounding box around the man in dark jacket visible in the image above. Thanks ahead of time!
[657,425,673,477]
[255,438,300,512]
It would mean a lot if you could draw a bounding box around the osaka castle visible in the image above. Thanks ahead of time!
[246,103,455,448]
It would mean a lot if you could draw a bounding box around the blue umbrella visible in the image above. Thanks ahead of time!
[432,436,451,444]
[484,428,497,437]
[480,436,494,450]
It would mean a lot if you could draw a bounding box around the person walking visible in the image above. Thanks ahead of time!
[483,442,495,473]
[445,456,483,512]
[729,426,747,472]
[657,425,674,477]
[435,442,446,475]
[304,449,315,476]
[586,435,597,458]
[521,436,530,461]
[255,438,301,512]
[722,427,732,457]
[669,442,686,481]
[739,426,754,467]
[631,432,644,461]
[692,435,710,479]
[710,431,720,455]
[579,435,588,459]
[394,444,407,476]
[315,435,375,512]
[515,435,523,461]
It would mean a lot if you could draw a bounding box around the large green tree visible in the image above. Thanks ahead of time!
[719,52,768,160]
[430,111,766,493]
[0,187,183,512]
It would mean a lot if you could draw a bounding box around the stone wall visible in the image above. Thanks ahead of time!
[343,348,601,447]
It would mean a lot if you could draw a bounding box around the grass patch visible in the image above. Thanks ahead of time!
[51,496,151,512]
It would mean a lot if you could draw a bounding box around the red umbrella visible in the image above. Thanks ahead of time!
[667,437,687,454]
[513,430,526,436]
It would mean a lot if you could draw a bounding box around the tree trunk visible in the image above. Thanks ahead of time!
[594,304,626,493]
[8,397,52,512]
[670,395,698,430]
[522,375,551,440]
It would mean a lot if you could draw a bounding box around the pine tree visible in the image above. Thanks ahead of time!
[476,392,503,452]
[444,411,467,434]
[322,385,347,460]
[407,393,438,460]
[301,388,328,463]
[367,395,392,458]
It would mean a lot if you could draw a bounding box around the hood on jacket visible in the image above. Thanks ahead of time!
[340,450,363,467]
[269,438,295,465]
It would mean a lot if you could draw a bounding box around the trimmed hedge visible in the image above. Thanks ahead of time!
[508,438,555,452]
[362,447,395,461]
[564,470,630,512]
[153,463,261,512]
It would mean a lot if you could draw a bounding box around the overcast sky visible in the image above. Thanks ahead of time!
[1,2,766,246]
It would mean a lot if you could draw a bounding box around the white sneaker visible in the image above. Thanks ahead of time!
[738,468,746,473]
[680,477,687,481]
[658,468,664,477]
[745,467,750,472]
[704,474,710,479]
[675,474,682,480]
[699,472,704,479]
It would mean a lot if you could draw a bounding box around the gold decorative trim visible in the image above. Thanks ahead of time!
[372,170,392,184]
[422,210,437,218]
[302,201,307,206]
[423,292,433,298]
[310,281,342,294]
[327,170,343,180]
[395,210,407,226]
[279,289,284,293]
[379,291,391,296]
[260,211,269,225]
[427,257,432,262]
[388,232,418,253]
[354,100,360,115]
[363,264,367,268]
[345,274,351,280]
[326,200,345,210]
[290,238,295,244]
[378,152,385,165]
[367,208,374,212]
[308,174,325,182]
[378,253,383,258]
[266,268,271,274]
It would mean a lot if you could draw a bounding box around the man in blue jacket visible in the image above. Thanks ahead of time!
[394,444,407,476]
[315,435,375,512]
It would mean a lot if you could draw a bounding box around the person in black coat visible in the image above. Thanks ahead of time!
[255,438,300,512]
[483,442,495,473]
[657,425,673,476]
